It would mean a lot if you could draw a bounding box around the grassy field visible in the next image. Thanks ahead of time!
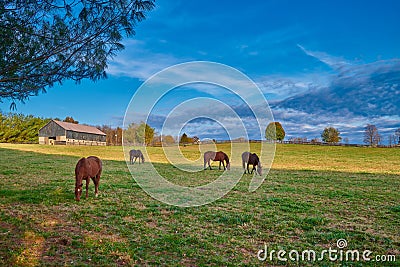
[0,143,399,266]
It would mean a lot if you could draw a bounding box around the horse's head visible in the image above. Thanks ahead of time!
[75,183,83,201]
[257,164,262,176]
[224,153,230,170]
[141,154,145,163]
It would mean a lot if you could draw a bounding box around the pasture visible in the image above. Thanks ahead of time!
[0,143,399,266]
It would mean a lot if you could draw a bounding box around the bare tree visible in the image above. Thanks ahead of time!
[343,137,349,144]
[388,135,393,147]
[395,128,400,145]
[363,124,380,146]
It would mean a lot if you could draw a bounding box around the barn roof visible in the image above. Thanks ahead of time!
[52,120,106,135]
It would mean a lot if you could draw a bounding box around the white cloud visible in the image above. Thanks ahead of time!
[297,44,351,70]
[107,40,188,80]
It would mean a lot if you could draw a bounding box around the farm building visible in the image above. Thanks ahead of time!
[39,120,106,146]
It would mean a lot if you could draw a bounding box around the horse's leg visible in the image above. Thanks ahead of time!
[85,178,90,198]
[91,177,96,196]
[247,163,250,174]
[133,157,137,164]
[222,161,226,170]
[251,164,255,174]
[219,161,221,170]
[94,175,99,197]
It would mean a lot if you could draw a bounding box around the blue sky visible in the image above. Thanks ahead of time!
[1,0,400,143]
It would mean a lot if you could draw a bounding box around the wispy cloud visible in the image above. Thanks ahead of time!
[270,46,400,143]
[107,40,189,80]
[297,44,351,70]
[277,57,400,118]
[133,97,269,140]
[257,75,329,101]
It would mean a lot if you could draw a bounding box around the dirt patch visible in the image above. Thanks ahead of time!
[14,231,45,267]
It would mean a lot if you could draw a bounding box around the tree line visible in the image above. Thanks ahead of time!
[265,121,400,147]
[0,112,171,146]
[1,112,398,147]
[0,112,50,143]
[98,122,178,146]
[0,113,93,144]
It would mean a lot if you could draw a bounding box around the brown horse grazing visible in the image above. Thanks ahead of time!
[204,151,230,170]
[242,151,262,175]
[75,156,102,201]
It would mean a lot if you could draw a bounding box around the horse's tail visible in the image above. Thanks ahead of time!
[204,152,211,168]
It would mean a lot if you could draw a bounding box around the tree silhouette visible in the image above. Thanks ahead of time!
[180,133,189,144]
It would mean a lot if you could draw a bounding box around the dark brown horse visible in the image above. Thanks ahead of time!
[204,151,230,170]
[75,156,102,201]
[242,151,262,175]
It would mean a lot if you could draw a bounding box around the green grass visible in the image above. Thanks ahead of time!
[0,143,399,266]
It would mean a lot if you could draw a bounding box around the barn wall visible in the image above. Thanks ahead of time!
[66,131,106,142]
[66,139,106,146]
[38,121,66,137]
[57,136,66,141]
[39,136,46,144]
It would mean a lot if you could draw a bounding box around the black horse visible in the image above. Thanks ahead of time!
[129,149,145,164]
[241,152,262,175]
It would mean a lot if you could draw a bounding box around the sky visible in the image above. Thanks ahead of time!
[1,0,400,143]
